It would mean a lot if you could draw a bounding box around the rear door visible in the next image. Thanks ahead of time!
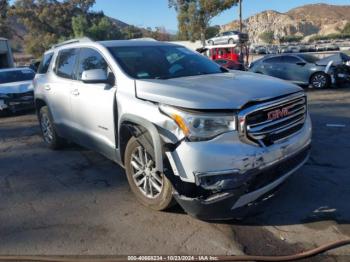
[70,47,117,157]
[44,48,78,137]
[261,56,284,78]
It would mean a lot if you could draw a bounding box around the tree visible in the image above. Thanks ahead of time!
[122,25,143,39]
[11,0,96,57]
[342,22,350,35]
[72,15,89,38]
[280,35,303,43]
[169,0,238,45]
[259,31,274,44]
[205,25,220,39]
[0,0,11,38]
[87,17,124,40]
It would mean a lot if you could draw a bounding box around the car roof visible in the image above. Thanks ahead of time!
[0,67,34,73]
[99,40,180,48]
[45,39,182,55]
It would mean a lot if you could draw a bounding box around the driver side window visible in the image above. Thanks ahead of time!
[77,48,108,80]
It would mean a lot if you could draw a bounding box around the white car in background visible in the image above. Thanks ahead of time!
[207,30,249,45]
[0,68,35,114]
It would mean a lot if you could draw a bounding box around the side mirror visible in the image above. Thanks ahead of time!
[296,62,306,66]
[81,69,109,84]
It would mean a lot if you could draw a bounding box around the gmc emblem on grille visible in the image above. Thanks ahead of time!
[267,106,292,121]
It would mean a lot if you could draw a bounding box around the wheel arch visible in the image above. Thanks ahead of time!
[309,71,330,85]
[119,114,164,172]
[35,98,47,113]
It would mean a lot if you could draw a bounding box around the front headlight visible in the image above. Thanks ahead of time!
[159,104,236,141]
[0,94,9,99]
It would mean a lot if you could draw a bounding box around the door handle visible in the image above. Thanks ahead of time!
[72,89,80,96]
[44,85,51,91]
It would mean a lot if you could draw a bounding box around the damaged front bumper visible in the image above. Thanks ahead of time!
[174,145,310,220]
[165,115,312,220]
[0,91,34,113]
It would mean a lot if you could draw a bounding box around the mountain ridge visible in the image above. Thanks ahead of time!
[221,3,350,43]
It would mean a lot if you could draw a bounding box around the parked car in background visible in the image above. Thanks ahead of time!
[317,52,350,86]
[0,38,14,69]
[325,43,340,51]
[279,45,289,54]
[249,54,333,88]
[0,68,35,114]
[207,30,249,45]
[214,58,245,71]
[306,45,316,52]
[316,45,326,52]
[34,38,311,220]
[288,45,301,53]
[267,45,279,54]
[255,45,267,54]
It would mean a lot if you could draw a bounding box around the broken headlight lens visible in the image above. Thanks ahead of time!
[159,104,236,141]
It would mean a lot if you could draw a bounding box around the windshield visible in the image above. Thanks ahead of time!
[298,54,319,64]
[108,45,226,79]
[0,69,35,84]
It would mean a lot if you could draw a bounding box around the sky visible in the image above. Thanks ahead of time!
[93,0,350,32]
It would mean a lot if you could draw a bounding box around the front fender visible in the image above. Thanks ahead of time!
[119,114,164,172]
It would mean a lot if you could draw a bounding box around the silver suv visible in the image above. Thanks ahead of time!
[34,38,312,220]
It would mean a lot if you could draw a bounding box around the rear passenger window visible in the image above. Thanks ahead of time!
[37,52,53,74]
[264,57,282,64]
[77,48,108,80]
[283,56,301,64]
[55,49,78,79]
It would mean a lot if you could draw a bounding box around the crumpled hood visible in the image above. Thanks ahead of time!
[0,80,34,95]
[135,72,302,109]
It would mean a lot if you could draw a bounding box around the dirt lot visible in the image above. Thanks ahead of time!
[0,88,350,260]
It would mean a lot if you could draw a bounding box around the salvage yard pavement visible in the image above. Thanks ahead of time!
[0,88,350,261]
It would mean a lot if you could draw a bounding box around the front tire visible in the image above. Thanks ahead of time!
[310,72,330,89]
[39,106,64,150]
[208,40,214,46]
[228,38,234,44]
[125,137,173,211]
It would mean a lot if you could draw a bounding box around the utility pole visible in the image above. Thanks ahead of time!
[239,0,243,33]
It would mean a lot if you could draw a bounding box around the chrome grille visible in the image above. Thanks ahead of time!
[238,93,307,146]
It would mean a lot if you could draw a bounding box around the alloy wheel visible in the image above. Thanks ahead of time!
[41,114,54,143]
[130,145,163,199]
[312,74,327,88]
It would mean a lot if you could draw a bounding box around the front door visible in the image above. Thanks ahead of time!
[71,48,117,158]
[282,56,307,84]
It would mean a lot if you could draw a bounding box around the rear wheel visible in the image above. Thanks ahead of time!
[208,40,214,46]
[310,72,330,89]
[125,137,174,211]
[228,38,234,44]
[39,106,64,149]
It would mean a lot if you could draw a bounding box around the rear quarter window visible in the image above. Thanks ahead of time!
[37,52,54,74]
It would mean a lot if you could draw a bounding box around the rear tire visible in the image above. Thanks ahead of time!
[39,106,65,150]
[228,38,234,44]
[125,137,174,211]
[310,72,330,89]
[208,40,214,46]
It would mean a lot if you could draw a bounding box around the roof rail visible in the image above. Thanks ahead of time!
[51,37,93,49]
[130,37,157,41]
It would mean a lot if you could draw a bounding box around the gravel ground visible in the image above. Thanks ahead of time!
[0,88,349,260]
